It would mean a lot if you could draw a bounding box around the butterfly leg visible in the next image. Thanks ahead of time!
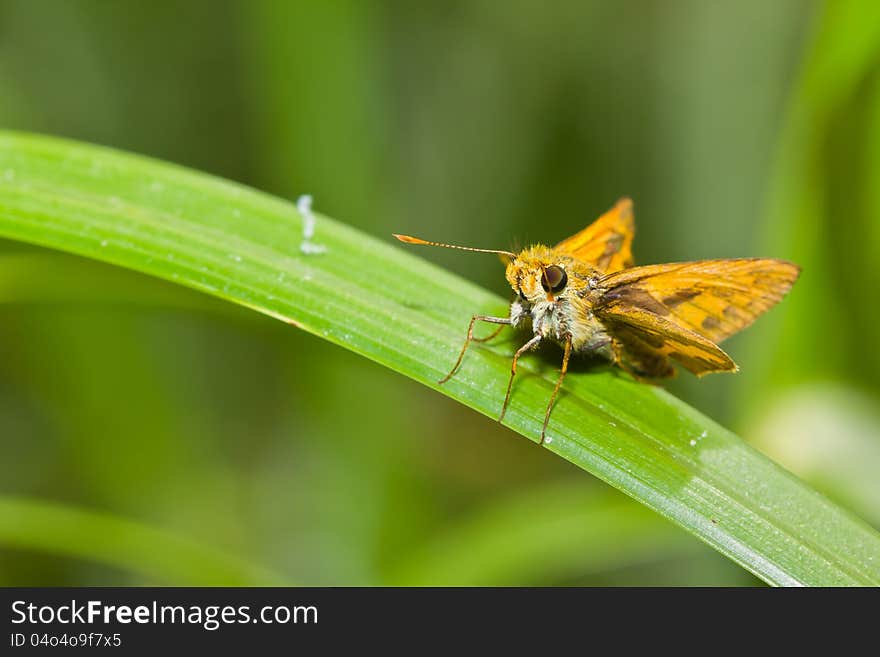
[471,323,507,344]
[541,334,572,444]
[498,333,542,424]
[439,315,512,384]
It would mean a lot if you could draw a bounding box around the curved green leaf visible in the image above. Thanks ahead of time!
[0,131,878,586]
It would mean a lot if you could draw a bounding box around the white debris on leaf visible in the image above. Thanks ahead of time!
[298,195,315,239]
[297,194,326,255]
[300,242,326,255]
[689,430,708,447]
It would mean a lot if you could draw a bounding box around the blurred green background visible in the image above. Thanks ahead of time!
[1,0,879,586]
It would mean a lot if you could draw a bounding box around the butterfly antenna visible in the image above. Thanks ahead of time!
[394,234,516,259]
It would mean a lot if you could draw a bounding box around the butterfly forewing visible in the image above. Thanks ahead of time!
[596,258,800,343]
[554,197,635,273]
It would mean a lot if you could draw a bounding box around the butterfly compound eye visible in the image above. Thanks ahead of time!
[541,265,567,293]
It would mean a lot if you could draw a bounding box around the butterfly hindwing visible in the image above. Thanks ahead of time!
[608,323,677,379]
[598,305,737,376]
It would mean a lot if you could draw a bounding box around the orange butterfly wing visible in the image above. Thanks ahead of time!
[554,198,635,273]
[595,258,800,375]
[597,304,737,376]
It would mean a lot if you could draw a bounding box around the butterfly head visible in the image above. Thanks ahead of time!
[506,246,571,305]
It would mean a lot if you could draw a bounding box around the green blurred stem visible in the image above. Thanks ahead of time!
[386,483,698,586]
[0,497,286,586]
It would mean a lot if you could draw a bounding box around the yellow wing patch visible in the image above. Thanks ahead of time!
[554,197,635,273]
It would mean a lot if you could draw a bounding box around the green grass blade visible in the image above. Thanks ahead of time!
[0,497,285,586]
[0,131,878,586]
